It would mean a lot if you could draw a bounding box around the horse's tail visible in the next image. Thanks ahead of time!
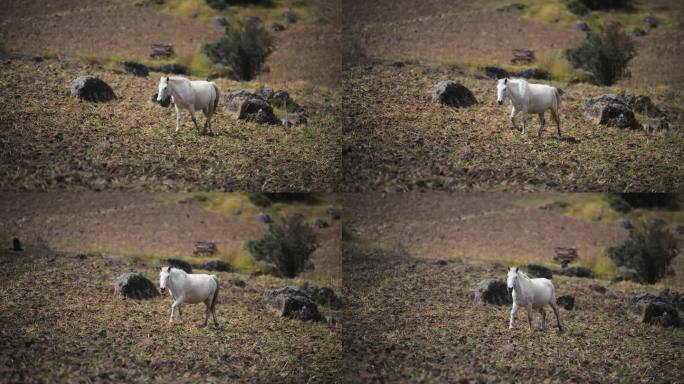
[553,87,563,111]
[211,275,219,310]
[211,83,220,114]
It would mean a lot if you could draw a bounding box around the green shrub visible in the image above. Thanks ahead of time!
[565,0,590,16]
[565,24,635,85]
[249,193,273,207]
[206,0,271,10]
[607,221,678,284]
[246,215,318,278]
[605,194,632,213]
[203,24,273,81]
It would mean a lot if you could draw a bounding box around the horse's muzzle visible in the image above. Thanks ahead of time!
[498,100,503,105]
[160,287,165,293]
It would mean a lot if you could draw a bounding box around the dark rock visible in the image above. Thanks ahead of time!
[314,219,329,229]
[282,10,298,23]
[255,213,273,224]
[432,81,478,108]
[474,279,512,306]
[157,63,189,75]
[632,28,647,37]
[574,21,591,31]
[583,94,638,129]
[270,90,303,112]
[122,61,149,77]
[326,207,341,220]
[32,56,44,62]
[659,289,684,312]
[643,16,659,28]
[229,278,246,288]
[434,259,448,266]
[515,68,550,80]
[615,218,634,229]
[210,16,229,27]
[299,282,343,310]
[265,286,322,321]
[165,258,192,273]
[643,117,669,132]
[556,294,575,310]
[11,237,22,251]
[223,90,280,125]
[114,273,159,299]
[271,22,285,32]
[483,66,509,79]
[527,264,552,279]
[70,76,116,102]
[632,95,664,118]
[590,284,607,294]
[193,241,217,256]
[558,266,593,278]
[625,293,679,327]
[282,113,308,128]
[201,260,232,272]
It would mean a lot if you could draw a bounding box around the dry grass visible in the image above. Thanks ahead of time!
[342,242,684,382]
[342,62,683,191]
[0,57,340,191]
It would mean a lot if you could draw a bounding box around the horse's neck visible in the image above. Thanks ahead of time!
[168,79,190,99]
[514,274,532,299]
[508,80,527,101]
[169,270,186,291]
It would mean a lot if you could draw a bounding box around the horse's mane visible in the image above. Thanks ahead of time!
[517,269,531,279]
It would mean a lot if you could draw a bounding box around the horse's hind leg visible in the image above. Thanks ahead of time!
[550,302,563,332]
[551,109,562,137]
[188,107,200,133]
[537,113,545,139]
[539,308,546,330]
[526,305,533,330]
[203,300,211,327]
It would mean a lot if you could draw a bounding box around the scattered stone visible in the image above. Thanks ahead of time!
[510,49,535,64]
[255,213,273,224]
[193,241,217,256]
[299,282,343,310]
[583,94,638,129]
[282,113,308,128]
[157,63,189,75]
[474,279,512,306]
[574,21,591,32]
[625,292,680,327]
[282,10,298,23]
[434,259,448,266]
[632,28,647,37]
[150,43,174,59]
[223,90,280,125]
[11,237,22,251]
[122,61,149,77]
[483,66,509,80]
[432,81,478,108]
[643,16,659,28]
[228,278,246,288]
[556,294,575,310]
[201,260,232,272]
[314,219,330,229]
[527,264,552,279]
[210,16,229,27]
[265,286,322,321]
[271,22,285,32]
[114,273,159,299]
[165,258,192,273]
[643,117,669,132]
[590,284,607,294]
[514,68,550,80]
[615,218,634,229]
[557,266,593,278]
[70,76,116,102]
[325,207,341,220]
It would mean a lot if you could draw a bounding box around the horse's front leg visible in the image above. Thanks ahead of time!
[550,301,563,333]
[537,113,545,139]
[170,297,184,324]
[188,107,200,134]
[174,104,182,133]
[539,308,546,330]
[526,304,533,330]
[510,106,518,130]
[522,107,529,134]
[509,302,518,329]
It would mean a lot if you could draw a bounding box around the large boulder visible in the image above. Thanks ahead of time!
[265,286,322,321]
[659,289,684,312]
[557,266,593,278]
[432,81,477,108]
[632,95,664,118]
[584,94,638,129]
[270,90,303,113]
[527,264,553,279]
[474,279,511,306]
[70,76,116,102]
[122,61,149,77]
[483,66,509,80]
[556,294,575,310]
[114,273,159,299]
[223,90,280,125]
[157,63,189,75]
[299,282,343,310]
[625,292,680,327]
[165,258,192,273]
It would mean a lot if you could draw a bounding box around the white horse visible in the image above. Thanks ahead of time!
[159,266,220,326]
[496,78,563,138]
[157,76,220,135]
[507,267,563,332]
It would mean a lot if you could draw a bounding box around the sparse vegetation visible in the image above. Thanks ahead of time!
[246,215,318,278]
[206,0,272,11]
[204,24,273,80]
[565,23,635,85]
[608,221,679,284]
[606,194,633,213]
[565,0,590,16]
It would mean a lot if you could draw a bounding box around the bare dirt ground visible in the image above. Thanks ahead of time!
[342,243,684,383]
[343,193,629,264]
[0,248,340,383]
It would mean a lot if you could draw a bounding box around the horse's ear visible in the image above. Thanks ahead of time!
[504,78,508,84]
[515,267,519,273]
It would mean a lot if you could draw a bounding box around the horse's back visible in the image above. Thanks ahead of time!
[526,83,558,113]
[183,273,218,303]
[190,80,218,109]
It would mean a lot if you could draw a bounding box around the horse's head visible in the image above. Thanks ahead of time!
[157,76,170,102]
[159,266,172,293]
[506,267,519,294]
[496,78,509,105]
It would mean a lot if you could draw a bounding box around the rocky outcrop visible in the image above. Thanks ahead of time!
[223,90,280,125]
[625,291,680,327]
[265,286,322,321]
[70,76,116,102]
[432,81,477,108]
[114,273,159,299]
[474,279,511,306]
